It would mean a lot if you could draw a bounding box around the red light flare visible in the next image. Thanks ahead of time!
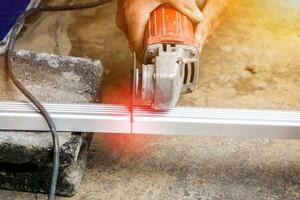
[98,74,160,161]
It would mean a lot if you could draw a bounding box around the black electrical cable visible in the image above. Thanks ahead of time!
[6,1,111,199]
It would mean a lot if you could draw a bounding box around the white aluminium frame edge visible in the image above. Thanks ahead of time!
[0,101,300,139]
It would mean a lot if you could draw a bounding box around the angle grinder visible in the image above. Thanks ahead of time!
[133,5,200,110]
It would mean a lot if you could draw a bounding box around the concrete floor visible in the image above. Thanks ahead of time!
[1,0,300,199]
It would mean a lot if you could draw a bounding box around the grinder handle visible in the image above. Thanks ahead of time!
[144,5,196,46]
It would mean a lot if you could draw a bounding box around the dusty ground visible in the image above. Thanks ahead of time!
[0,0,300,199]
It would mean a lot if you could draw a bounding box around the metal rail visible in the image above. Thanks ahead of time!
[0,101,300,139]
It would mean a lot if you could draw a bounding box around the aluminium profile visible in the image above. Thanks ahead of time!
[0,101,299,139]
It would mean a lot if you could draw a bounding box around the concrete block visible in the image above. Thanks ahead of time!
[0,50,102,196]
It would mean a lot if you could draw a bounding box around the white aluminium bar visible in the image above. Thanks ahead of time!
[133,107,300,139]
[0,101,131,133]
[0,101,300,139]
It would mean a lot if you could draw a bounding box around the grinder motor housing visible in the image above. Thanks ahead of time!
[139,5,200,109]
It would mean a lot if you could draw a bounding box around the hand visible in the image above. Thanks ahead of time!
[195,0,239,51]
[116,0,239,59]
[116,0,204,60]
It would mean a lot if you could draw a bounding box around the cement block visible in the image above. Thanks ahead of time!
[0,50,102,196]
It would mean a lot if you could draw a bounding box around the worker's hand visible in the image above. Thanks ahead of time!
[116,0,205,60]
[116,0,239,60]
[195,0,239,51]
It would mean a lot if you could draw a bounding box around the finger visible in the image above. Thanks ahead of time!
[126,1,161,61]
[196,0,206,9]
[200,0,239,30]
[195,20,211,52]
[194,1,217,49]
[194,0,235,49]
[116,1,128,36]
[195,15,227,50]
[163,0,204,23]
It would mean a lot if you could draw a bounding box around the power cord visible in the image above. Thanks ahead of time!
[6,1,112,199]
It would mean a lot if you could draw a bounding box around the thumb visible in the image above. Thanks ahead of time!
[163,0,204,23]
[194,21,210,51]
[126,1,161,62]
[195,0,239,50]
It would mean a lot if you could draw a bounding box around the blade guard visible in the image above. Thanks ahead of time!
[142,45,184,109]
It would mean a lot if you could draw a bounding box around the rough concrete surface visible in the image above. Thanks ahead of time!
[0,0,299,199]
[0,50,102,196]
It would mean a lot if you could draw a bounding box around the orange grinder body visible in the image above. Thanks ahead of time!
[138,5,200,109]
[144,5,196,46]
